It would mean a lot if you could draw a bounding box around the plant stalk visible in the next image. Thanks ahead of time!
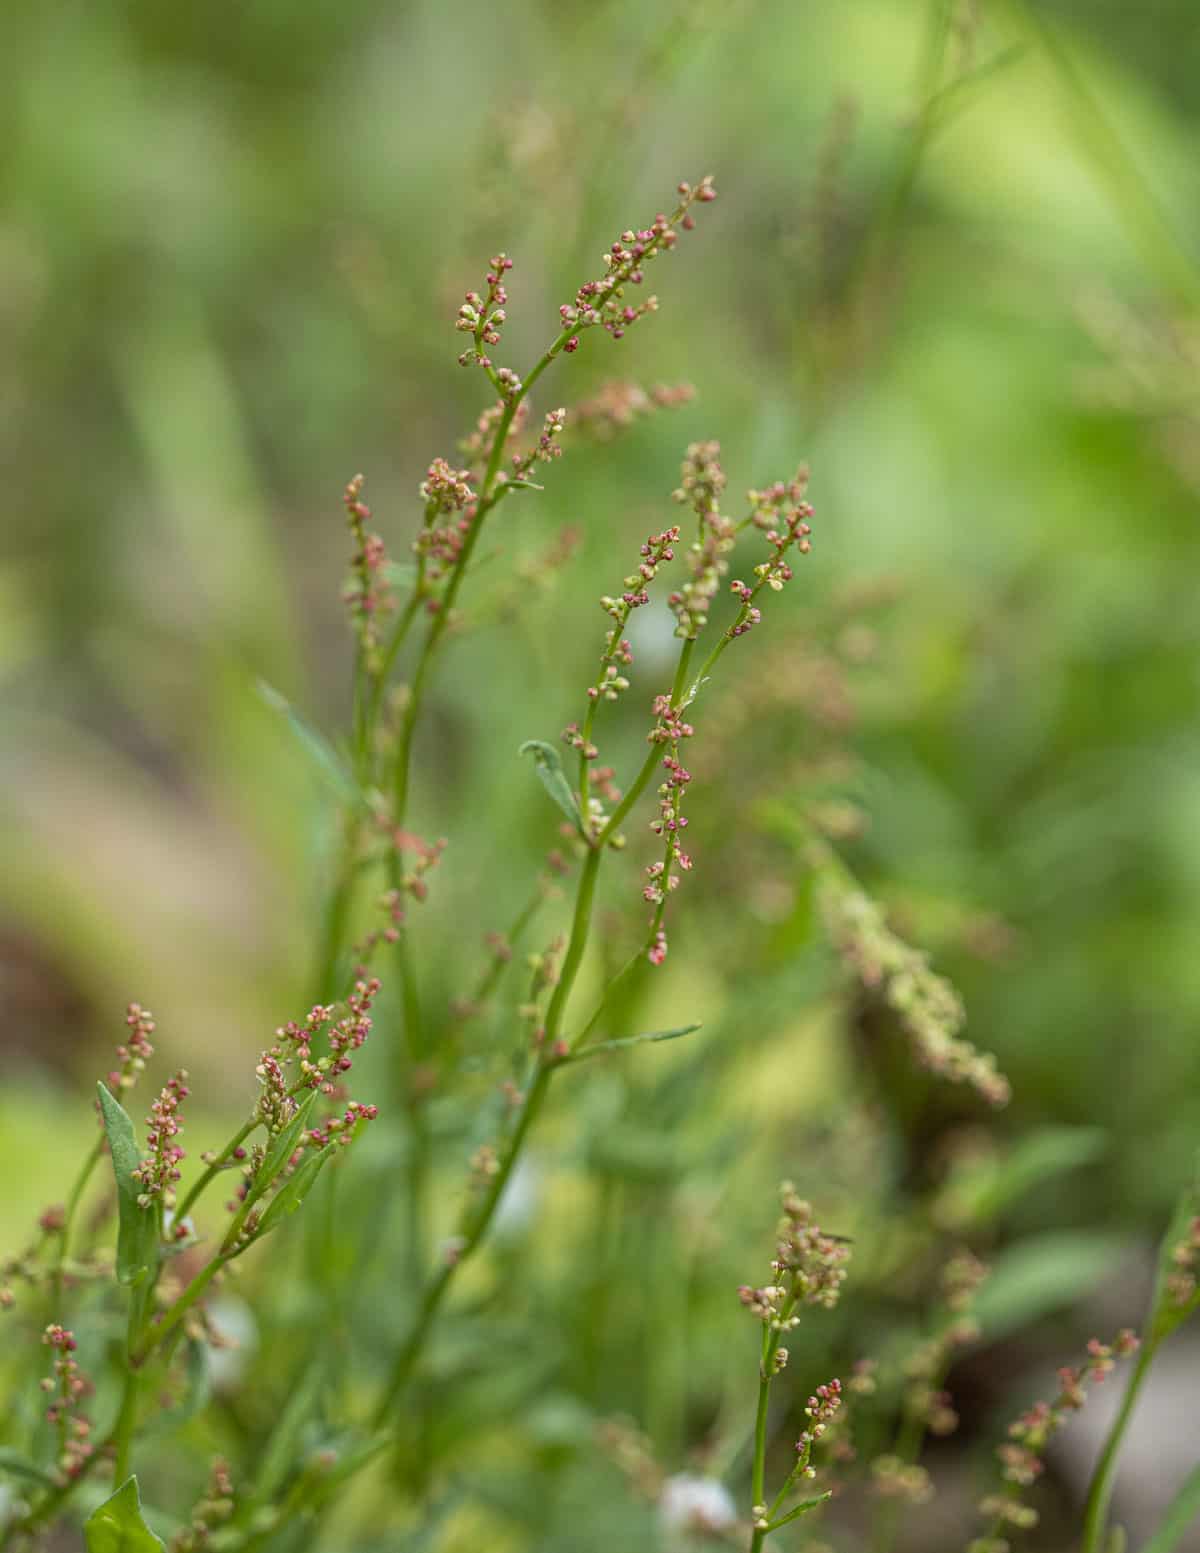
[1081,1334,1160,1553]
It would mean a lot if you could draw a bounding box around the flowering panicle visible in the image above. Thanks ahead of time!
[795,1378,843,1478]
[668,440,735,638]
[569,379,695,440]
[870,1455,934,1506]
[968,1330,1140,1553]
[380,826,447,904]
[640,693,696,965]
[816,858,1011,1107]
[448,852,570,1029]
[1166,1214,1200,1308]
[565,525,681,840]
[352,888,405,973]
[557,176,716,351]
[104,1002,156,1098]
[726,471,814,638]
[520,934,567,1060]
[455,252,513,374]
[739,1186,851,1327]
[748,1377,844,1537]
[632,456,817,966]
[324,977,380,1080]
[865,1264,983,1512]
[40,1325,93,1483]
[133,1072,189,1213]
[225,989,380,1224]
[170,1458,235,1552]
[343,474,393,673]
[416,457,479,590]
[306,1097,380,1151]
[876,1248,989,1493]
[254,979,380,1128]
[510,407,567,482]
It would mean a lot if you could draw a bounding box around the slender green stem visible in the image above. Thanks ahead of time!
[749,1322,775,1553]
[48,1133,104,1314]
[870,1339,951,1553]
[381,345,571,1184]
[542,848,601,1037]
[571,946,644,1052]
[391,329,573,829]
[314,808,367,1005]
[460,881,548,1025]
[365,588,424,749]
[111,1288,147,1483]
[372,1066,555,1426]
[373,842,602,1425]
[132,1256,225,1366]
[684,573,778,711]
[111,1373,139,1483]
[593,637,695,852]
[351,641,367,769]
[174,1117,257,1224]
[368,193,704,1441]
[745,1284,801,1552]
[1081,1335,1160,1553]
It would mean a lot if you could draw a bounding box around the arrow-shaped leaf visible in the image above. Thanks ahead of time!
[84,1477,165,1552]
[257,1144,336,1236]
[565,1025,700,1064]
[96,1083,158,1288]
[518,740,583,834]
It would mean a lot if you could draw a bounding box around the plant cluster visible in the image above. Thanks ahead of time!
[2,171,1199,1553]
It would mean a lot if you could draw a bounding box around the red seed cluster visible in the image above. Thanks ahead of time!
[41,1325,94,1481]
[133,1072,190,1210]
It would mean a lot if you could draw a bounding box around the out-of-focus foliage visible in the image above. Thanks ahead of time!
[3,0,1200,1548]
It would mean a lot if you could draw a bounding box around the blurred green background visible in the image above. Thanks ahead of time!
[3,0,1200,1547]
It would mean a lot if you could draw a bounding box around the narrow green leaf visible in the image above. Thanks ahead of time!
[257,1145,336,1235]
[0,1447,56,1485]
[768,1491,832,1530]
[257,681,359,802]
[973,1231,1126,1340]
[251,1090,319,1205]
[253,1366,325,1503]
[935,1125,1109,1229]
[84,1477,165,1552]
[565,1025,701,1064]
[96,1083,158,1287]
[930,44,1026,133]
[304,1433,396,1505]
[178,1337,212,1427]
[518,740,583,833]
[1141,1462,1200,1553]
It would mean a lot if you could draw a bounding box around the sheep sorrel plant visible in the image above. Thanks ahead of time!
[4,169,1200,1553]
